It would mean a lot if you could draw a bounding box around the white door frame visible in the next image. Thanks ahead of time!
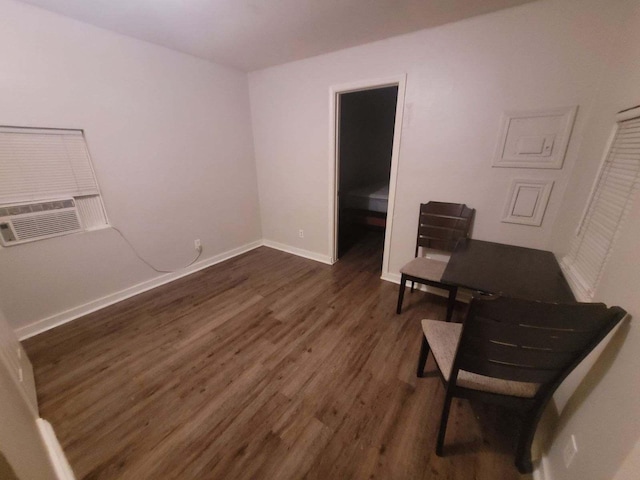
[328,74,407,278]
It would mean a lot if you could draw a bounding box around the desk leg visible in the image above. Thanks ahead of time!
[396,274,407,314]
[445,287,457,322]
[416,336,430,377]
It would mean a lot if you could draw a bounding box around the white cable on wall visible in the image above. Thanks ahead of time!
[111,226,202,274]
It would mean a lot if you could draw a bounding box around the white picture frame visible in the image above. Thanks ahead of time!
[493,106,577,169]
[501,179,554,226]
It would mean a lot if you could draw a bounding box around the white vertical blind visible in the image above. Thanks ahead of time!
[0,127,99,203]
[562,114,640,299]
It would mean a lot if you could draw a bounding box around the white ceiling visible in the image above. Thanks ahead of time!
[19,0,537,72]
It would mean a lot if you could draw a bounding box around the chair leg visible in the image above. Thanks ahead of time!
[514,409,540,474]
[416,336,430,377]
[396,274,407,314]
[445,287,457,322]
[436,391,454,456]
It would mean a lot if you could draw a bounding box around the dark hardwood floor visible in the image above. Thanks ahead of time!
[24,232,532,480]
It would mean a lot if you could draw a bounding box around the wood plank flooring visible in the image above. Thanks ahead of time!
[24,233,533,480]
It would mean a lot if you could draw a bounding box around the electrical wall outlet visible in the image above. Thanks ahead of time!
[194,238,202,252]
[298,229,304,238]
[563,434,578,468]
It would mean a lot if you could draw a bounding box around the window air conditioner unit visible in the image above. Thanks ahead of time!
[0,198,82,246]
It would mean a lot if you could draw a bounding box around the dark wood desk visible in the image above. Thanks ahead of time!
[441,238,576,304]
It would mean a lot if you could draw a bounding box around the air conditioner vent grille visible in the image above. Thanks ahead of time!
[12,210,81,240]
[0,198,82,246]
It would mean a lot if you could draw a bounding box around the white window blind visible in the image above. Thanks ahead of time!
[562,112,640,300]
[0,127,99,203]
[0,126,108,243]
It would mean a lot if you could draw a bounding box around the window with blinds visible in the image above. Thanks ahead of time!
[0,127,108,245]
[561,110,640,300]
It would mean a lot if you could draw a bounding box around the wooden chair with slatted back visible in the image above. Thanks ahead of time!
[396,202,475,321]
[417,294,627,473]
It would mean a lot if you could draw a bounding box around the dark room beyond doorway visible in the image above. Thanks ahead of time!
[337,85,398,262]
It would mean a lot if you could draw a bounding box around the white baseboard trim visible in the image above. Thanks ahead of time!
[16,240,263,340]
[37,418,76,480]
[17,239,434,340]
[381,272,473,303]
[262,240,334,265]
[381,271,403,285]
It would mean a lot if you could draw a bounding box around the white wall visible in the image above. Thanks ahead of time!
[0,362,58,480]
[544,2,640,478]
[3,0,638,476]
[249,0,626,274]
[250,1,640,476]
[613,438,640,480]
[0,0,261,332]
[0,308,58,480]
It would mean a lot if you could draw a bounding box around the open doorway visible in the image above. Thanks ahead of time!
[335,85,399,265]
